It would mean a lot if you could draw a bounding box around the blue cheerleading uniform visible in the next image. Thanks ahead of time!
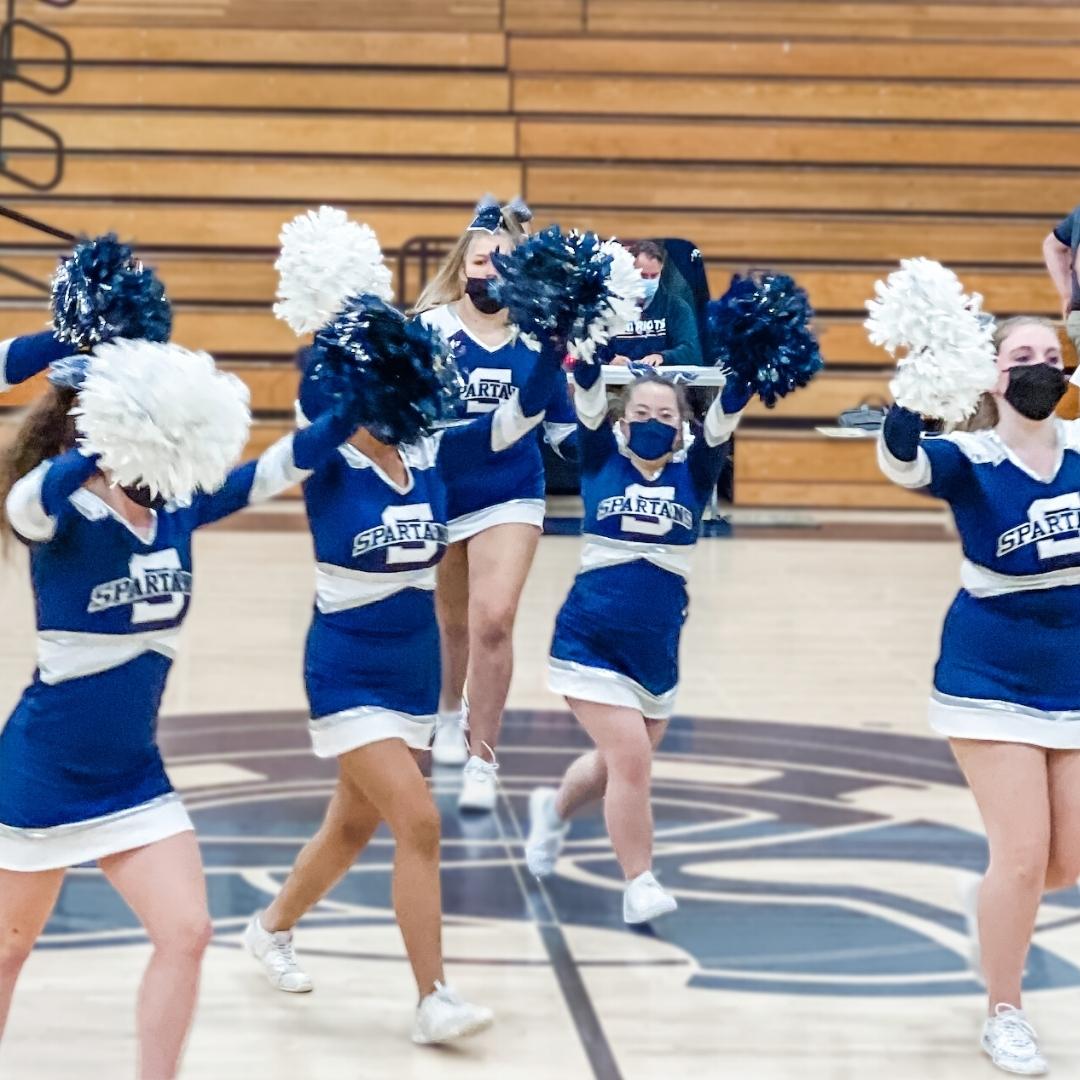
[880,412,1080,747]
[418,304,575,542]
[0,331,76,392]
[0,423,339,871]
[547,371,740,718]
[298,342,564,756]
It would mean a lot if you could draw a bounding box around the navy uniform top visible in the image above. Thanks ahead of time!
[418,304,575,523]
[302,339,565,626]
[566,370,739,627]
[880,421,1080,617]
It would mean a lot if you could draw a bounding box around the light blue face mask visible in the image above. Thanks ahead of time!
[640,276,660,305]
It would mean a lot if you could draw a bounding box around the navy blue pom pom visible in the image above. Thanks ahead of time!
[305,295,463,444]
[490,225,610,349]
[51,234,172,350]
[707,272,823,408]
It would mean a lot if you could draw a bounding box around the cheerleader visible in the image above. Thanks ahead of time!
[242,292,569,1043]
[524,361,744,920]
[523,268,820,921]
[411,197,576,809]
[878,313,1080,1077]
[0,303,347,1076]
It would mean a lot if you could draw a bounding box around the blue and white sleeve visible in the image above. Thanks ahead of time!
[542,365,577,461]
[188,413,355,528]
[5,450,99,542]
[0,332,72,392]
[877,406,970,499]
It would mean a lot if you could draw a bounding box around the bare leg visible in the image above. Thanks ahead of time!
[99,832,212,1080]
[339,741,444,996]
[568,698,654,879]
[262,772,382,931]
[555,719,668,820]
[1044,749,1080,891]
[462,523,541,758]
[435,542,470,715]
[950,739,1050,1013]
[0,868,64,1041]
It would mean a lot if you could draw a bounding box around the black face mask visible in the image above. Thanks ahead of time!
[464,276,503,315]
[122,485,165,511]
[1003,364,1069,421]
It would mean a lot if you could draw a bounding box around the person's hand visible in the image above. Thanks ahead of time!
[610,354,631,367]
[640,353,664,367]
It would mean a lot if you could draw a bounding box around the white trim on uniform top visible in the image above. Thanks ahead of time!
[961,559,1080,598]
[0,793,192,872]
[547,657,676,721]
[930,690,1080,750]
[37,627,182,685]
[579,534,693,580]
[314,563,436,614]
[446,497,545,545]
[308,705,436,758]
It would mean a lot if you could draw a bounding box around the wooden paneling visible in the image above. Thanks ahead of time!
[0,253,278,302]
[35,0,503,32]
[734,431,929,509]
[503,0,584,31]
[0,204,473,252]
[585,2,1080,42]
[14,26,506,67]
[706,266,1062,317]
[519,117,1080,169]
[9,68,512,112]
[0,204,1049,266]
[0,304,296,356]
[0,155,523,205]
[526,162,1080,216]
[509,35,1080,81]
[10,110,515,157]
[515,74,1080,125]
[744,373,890,420]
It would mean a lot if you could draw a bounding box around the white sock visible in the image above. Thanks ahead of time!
[437,709,463,728]
[544,794,565,829]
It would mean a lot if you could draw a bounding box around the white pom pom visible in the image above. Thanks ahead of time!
[73,340,251,504]
[569,239,645,364]
[865,258,998,423]
[273,206,394,336]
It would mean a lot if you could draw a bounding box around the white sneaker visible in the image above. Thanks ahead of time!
[525,787,568,878]
[412,982,494,1045]
[623,871,678,924]
[458,751,498,813]
[431,709,468,766]
[959,874,985,984]
[243,913,313,993]
[981,1004,1049,1075]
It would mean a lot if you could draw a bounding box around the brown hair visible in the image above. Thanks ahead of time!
[0,385,78,548]
[958,315,1061,432]
[410,206,529,315]
[618,372,693,421]
[627,240,665,265]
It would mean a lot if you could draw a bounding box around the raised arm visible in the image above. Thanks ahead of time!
[1045,215,1076,317]
[687,384,743,499]
[186,411,356,528]
[5,449,99,542]
[0,331,73,392]
[437,337,566,471]
[877,405,971,500]
[569,358,618,475]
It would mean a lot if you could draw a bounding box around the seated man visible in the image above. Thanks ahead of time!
[599,240,702,367]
